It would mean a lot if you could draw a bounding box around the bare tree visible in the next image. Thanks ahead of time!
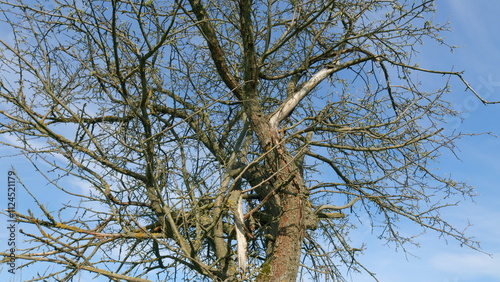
[0,0,492,281]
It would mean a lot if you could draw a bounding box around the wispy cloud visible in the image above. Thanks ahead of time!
[442,1,500,75]
[430,252,500,279]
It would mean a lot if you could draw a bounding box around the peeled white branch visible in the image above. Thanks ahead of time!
[269,67,337,129]
[235,194,248,271]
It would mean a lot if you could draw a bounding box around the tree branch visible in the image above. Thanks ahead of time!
[315,197,361,213]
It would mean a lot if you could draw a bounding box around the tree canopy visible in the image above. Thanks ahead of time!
[0,0,489,281]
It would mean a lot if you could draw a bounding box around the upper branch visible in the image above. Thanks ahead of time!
[187,0,242,99]
[239,0,259,99]
[268,55,374,129]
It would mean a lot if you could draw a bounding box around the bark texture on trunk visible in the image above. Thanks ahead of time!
[249,126,307,282]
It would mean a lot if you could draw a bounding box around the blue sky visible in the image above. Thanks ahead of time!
[1,1,500,281]
[347,1,500,281]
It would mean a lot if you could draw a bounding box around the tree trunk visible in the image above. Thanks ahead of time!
[258,171,306,282]
[248,120,307,282]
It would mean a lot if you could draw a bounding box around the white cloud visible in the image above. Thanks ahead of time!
[431,252,500,279]
[440,1,500,75]
[66,177,109,213]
